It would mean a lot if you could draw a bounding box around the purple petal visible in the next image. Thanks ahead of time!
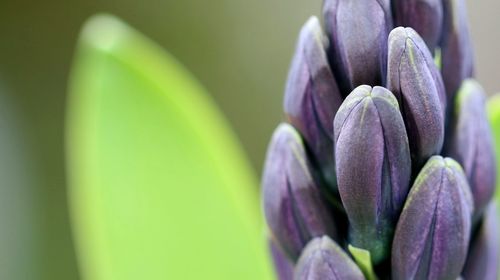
[323,0,392,95]
[284,16,343,191]
[262,124,338,260]
[295,236,365,280]
[462,203,500,280]
[387,27,446,168]
[440,0,475,98]
[334,85,411,263]
[393,0,443,52]
[269,238,295,280]
[445,80,496,220]
[392,156,473,280]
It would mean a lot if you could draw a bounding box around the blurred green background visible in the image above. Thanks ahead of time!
[0,0,498,279]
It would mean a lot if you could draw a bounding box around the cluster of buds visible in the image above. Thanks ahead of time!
[261,0,499,279]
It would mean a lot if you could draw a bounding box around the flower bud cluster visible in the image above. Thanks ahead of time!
[262,1,498,279]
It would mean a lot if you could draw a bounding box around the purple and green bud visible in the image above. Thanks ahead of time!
[334,85,411,264]
[295,236,365,280]
[323,0,392,95]
[284,16,343,191]
[440,0,474,98]
[262,123,338,260]
[262,0,498,277]
[392,0,443,52]
[462,203,500,280]
[392,156,473,280]
[387,27,446,168]
[445,80,496,220]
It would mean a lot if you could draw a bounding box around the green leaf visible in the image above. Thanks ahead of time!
[487,94,500,200]
[348,245,378,280]
[66,14,273,280]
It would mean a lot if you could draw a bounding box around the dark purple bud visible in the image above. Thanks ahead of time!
[462,203,500,280]
[284,16,343,191]
[392,156,473,280]
[387,27,446,167]
[295,236,365,280]
[334,85,411,264]
[392,0,443,52]
[323,0,392,94]
[445,80,496,220]
[441,0,474,98]
[269,238,294,280]
[262,124,337,260]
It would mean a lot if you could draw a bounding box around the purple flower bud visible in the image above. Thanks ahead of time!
[462,203,500,280]
[392,0,443,52]
[440,0,474,98]
[295,236,365,280]
[262,124,337,260]
[392,156,473,280]
[387,27,446,167]
[334,85,411,263]
[284,16,343,191]
[269,238,294,280]
[323,0,392,94]
[445,80,496,220]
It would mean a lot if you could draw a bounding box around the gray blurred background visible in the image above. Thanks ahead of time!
[0,0,498,279]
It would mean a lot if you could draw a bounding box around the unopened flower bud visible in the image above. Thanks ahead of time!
[294,236,365,280]
[334,85,411,263]
[392,156,473,280]
[445,80,496,220]
[262,124,337,260]
[387,27,446,168]
[393,0,443,52]
[323,0,392,94]
[440,0,474,98]
[284,16,343,191]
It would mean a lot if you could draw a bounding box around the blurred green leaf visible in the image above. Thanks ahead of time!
[66,14,273,280]
[487,94,500,200]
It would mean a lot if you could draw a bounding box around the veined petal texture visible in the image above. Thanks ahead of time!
[262,124,337,260]
[334,85,411,263]
[387,27,446,168]
[323,0,392,94]
[392,156,473,280]
[284,16,343,191]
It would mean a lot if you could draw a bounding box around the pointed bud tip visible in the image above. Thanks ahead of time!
[295,236,365,280]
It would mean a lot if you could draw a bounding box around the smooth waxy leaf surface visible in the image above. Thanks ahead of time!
[66,14,273,280]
